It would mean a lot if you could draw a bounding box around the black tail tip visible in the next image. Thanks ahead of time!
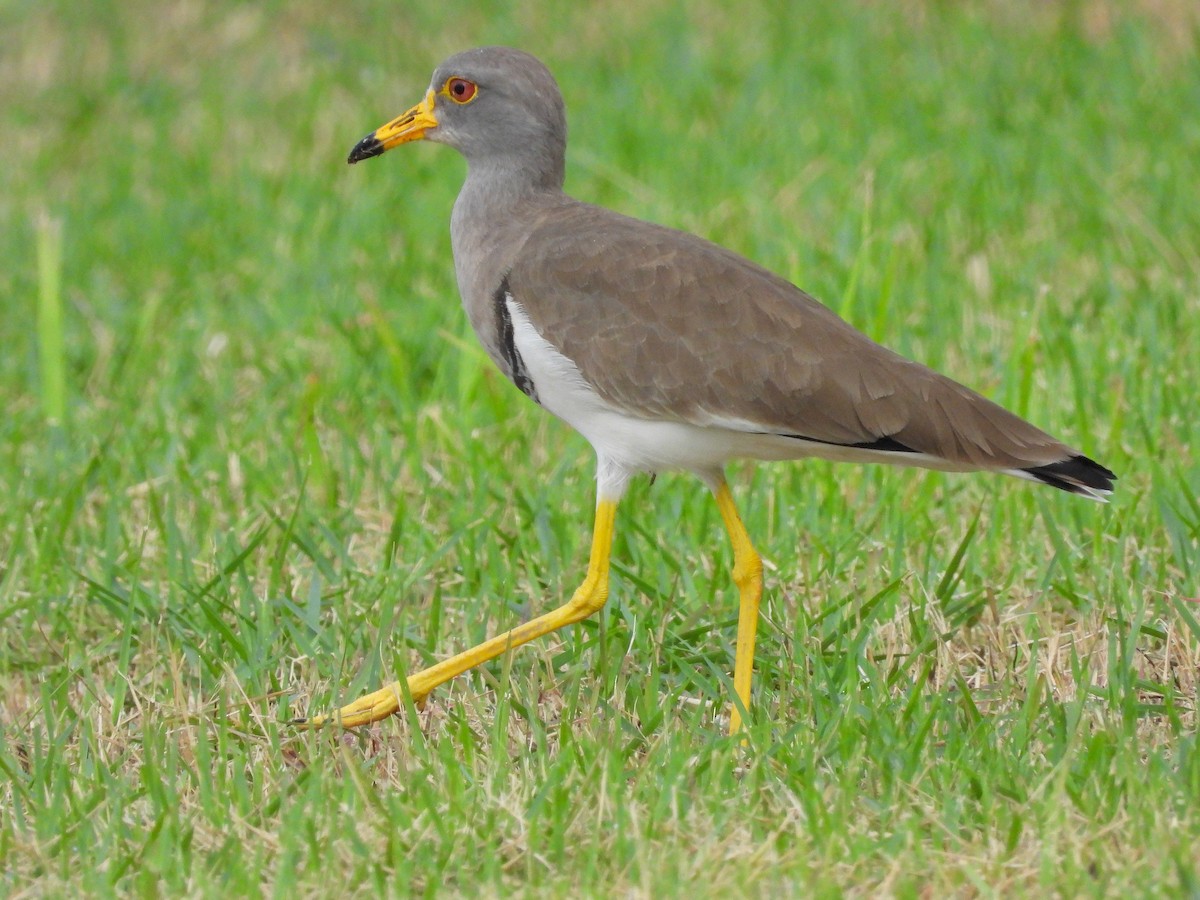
[1023,454,1117,500]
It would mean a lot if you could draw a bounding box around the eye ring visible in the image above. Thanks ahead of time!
[446,77,478,104]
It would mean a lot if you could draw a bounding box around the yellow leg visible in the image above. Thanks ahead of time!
[300,498,618,728]
[713,480,763,736]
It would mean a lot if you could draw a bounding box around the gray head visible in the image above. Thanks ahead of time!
[347,47,567,191]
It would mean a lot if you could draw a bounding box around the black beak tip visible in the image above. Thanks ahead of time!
[347,133,384,165]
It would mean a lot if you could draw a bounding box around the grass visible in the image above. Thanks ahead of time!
[2,0,1199,895]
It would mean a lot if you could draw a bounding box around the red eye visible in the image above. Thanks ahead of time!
[447,78,477,103]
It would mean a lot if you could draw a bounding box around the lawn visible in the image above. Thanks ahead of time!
[2,0,1198,895]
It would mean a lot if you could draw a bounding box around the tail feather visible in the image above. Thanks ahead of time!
[1017,454,1117,501]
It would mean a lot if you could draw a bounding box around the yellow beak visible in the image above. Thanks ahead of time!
[347,89,438,164]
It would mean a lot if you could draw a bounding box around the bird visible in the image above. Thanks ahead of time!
[299,46,1115,734]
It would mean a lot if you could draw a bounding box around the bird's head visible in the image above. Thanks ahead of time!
[347,46,566,188]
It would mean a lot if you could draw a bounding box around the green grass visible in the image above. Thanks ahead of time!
[2,0,1199,895]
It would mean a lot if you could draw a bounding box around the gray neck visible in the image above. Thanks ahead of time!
[455,150,565,218]
[450,156,568,305]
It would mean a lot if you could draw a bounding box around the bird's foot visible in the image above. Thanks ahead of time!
[294,680,428,729]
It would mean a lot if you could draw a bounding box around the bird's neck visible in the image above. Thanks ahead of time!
[449,160,572,334]
[459,149,565,207]
[451,159,567,268]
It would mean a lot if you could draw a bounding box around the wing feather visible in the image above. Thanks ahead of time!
[506,202,1070,470]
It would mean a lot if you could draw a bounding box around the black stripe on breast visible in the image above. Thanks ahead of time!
[492,275,539,403]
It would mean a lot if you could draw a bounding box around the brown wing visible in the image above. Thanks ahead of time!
[506,201,1072,470]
